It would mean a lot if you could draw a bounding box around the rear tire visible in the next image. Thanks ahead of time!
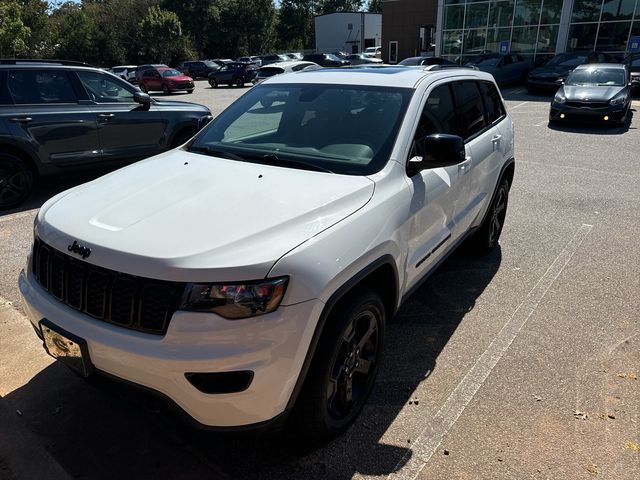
[290,287,385,443]
[235,77,244,87]
[0,153,33,210]
[209,78,218,88]
[465,177,510,255]
[162,84,170,95]
[139,83,148,93]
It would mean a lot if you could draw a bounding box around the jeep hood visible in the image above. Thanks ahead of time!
[37,151,375,282]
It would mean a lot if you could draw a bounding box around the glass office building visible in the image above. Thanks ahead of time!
[437,0,640,62]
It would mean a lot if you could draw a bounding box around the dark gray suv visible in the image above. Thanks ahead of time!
[0,60,212,209]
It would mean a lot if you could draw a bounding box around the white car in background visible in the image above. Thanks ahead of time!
[253,60,321,84]
[20,65,514,442]
[110,65,137,82]
[364,46,382,58]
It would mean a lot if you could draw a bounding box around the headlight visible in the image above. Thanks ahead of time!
[180,277,288,319]
[554,91,566,104]
[609,94,626,106]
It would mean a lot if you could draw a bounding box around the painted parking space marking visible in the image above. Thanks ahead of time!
[508,101,529,111]
[387,224,594,480]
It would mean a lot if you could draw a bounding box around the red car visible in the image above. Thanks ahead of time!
[139,67,194,94]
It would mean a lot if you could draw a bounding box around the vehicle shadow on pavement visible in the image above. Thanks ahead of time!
[3,247,501,479]
[500,88,554,103]
[547,109,635,135]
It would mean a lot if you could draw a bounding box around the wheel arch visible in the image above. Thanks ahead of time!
[285,255,399,411]
[0,142,39,176]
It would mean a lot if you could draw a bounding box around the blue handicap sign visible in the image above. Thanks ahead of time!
[629,36,640,53]
[499,40,510,54]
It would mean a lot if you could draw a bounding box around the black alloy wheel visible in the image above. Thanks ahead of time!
[235,77,244,87]
[465,177,510,255]
[488,181,508,247]
[291,287,385,442]
[0,154,33,210]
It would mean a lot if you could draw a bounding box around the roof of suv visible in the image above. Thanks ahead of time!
[264,65,494,89]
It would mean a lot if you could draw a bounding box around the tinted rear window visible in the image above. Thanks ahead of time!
[7,70,76,104]
[452,81,487,140]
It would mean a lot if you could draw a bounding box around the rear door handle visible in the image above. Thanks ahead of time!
[9,117,32,124]
[491,134,502,143]
[97,113,115,119]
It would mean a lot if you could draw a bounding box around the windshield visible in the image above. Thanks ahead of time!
[476,57,500,67]
[162,69,182,77]
[399,58,421,66]
[326,54,341,61]
[189,83,411,175]
[204,61,218,67]
[258,68,284,77]
[566,68,625,86]
[546,53,587,67]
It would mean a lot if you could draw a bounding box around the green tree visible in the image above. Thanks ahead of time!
[277,0,315,51]
[138,5,190,64]
[218,0,277,56]
[0,0,31,57]
[19,0,55,57]
[316,0,364,15]
[367,0,382,13]
[162,0,225,57]
[50,1,99,63]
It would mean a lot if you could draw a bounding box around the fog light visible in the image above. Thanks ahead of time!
[560,113,565,119]
[604,116,609,121]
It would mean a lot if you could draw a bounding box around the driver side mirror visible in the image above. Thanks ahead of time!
[134,90,151,107]
[407,133,465,176]
[555,78,565,85]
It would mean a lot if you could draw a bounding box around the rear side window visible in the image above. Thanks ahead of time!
[414,83,457,139]
[479,81,506,125]
[451,81,487,140]
[7,70,76,104]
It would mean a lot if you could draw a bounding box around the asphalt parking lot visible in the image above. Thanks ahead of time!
[1,80,638,479]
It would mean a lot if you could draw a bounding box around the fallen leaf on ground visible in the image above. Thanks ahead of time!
[624,441,639,451]
[574,410,588,420]
[586,464,598,475]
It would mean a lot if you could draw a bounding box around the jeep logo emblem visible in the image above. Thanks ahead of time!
[68,240,91,259]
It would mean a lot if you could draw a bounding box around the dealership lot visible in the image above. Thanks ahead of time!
[1,80,638,479]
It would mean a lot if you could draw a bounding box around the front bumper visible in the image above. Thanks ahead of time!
[549,101,627,123]
[19,270,324,428]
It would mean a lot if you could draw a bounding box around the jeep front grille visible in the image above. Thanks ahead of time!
[32,238,185,335]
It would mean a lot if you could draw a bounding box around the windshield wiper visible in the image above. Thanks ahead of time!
[257,154,334,173]
[188,145,247,161]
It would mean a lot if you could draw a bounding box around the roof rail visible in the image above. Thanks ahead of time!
[0,59,94,67]
[424,64,479,71]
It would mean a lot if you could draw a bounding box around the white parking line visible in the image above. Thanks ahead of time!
[387,223,594,480]
[508,101,529,111]
[0,209,37,224]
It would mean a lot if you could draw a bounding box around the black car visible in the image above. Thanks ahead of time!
[624,53,640,95]
[302,53,350,67]
[207,62,258,87]
[398,56,456,67]
[527,51,618,94]
[0,60,212,209]
[549,63,638,126]
[178,60,220,79]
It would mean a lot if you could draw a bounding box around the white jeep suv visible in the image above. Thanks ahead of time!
[20,66,514,440]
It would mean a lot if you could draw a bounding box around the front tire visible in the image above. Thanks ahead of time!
[162,84,170,95]
[0,153,34,210]
[235,77,244,87]
[291,288,385,442]
[466,177,510,255]
[139,83,148,93]
[209,78,218,88]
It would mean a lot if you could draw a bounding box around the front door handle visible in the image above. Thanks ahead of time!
[459,156,472,174]
[9,117,32,123]
[97,113,115,119]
